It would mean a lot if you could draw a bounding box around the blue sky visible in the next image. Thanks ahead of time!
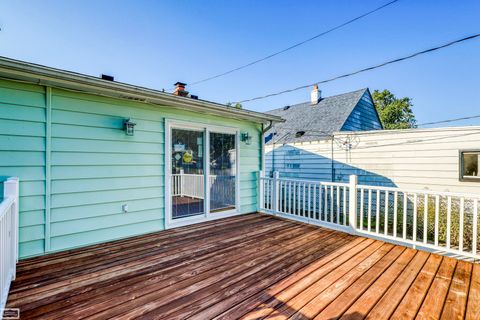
[1,0,479,126]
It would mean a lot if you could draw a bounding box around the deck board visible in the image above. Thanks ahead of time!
[6,213,478,320]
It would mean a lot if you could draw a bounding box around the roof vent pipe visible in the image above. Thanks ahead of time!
[310,84,321,105]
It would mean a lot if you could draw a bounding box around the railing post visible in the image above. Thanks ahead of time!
[179,169,184,197]
[4,177,19,279]
[258,171,264,211]
[273,171,280,214]
[348,175,358,233]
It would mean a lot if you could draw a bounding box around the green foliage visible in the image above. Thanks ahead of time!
[372,89,417,129]
[226,102,243,109]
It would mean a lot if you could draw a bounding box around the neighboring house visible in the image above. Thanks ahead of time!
[0,57,282,258]
[265,86,480,194]
[265,86,382,179]
[265,88,480,193]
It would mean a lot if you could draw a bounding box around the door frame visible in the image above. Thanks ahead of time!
[164,119,241,229]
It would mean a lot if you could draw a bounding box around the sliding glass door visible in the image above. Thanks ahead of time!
[167,121,239,226]
[209,132,236,213]
[171,128,205,219]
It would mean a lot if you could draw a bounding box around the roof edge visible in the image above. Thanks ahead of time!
[0,56,283,124]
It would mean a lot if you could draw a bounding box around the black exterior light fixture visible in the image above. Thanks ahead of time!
[123,118,136,136]
[241,132,252,145]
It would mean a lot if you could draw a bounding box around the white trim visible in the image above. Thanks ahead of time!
[164,119,241,229]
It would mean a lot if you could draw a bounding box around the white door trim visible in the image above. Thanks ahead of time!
[164,119,241,229]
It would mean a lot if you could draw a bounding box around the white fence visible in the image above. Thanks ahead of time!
[1,177,19,311]
[260,172,480,261]
[171,172,235,207]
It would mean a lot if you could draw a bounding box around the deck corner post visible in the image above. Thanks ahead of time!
[273,171,280,215]
[258,170,265,212]
[5,177,20,274]
[348,175,358,233]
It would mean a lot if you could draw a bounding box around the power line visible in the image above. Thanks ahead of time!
[188,0,401,87]
[417,114,480,127]
[236,33,480,104]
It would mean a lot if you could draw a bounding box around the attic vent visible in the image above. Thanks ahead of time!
[283,105,290,110]
[295,131,306,138]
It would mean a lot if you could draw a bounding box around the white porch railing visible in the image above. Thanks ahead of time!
[1,177,19,311]
[172,172,205,199]
[171,172,236,206]
[260,172,480,261]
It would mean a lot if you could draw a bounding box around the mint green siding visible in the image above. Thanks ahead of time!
[0,79,262,258]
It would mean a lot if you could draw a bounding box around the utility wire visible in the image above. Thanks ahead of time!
[416,114,480,127]
[236,33,480,104]
[188,0,401,87]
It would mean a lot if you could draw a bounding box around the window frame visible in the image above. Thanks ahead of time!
[459,149,480,182]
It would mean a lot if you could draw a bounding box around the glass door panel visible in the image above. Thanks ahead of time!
[209,132,236,213]
[171,128,205,219]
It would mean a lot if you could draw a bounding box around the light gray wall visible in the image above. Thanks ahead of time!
[266,126,480,194]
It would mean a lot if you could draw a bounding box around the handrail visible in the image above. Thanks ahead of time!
[259,171,480,262]
[357,184,480,199]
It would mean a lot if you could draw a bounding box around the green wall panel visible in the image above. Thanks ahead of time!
[0,81,263,258]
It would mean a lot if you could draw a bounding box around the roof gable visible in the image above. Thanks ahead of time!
[340,89,383,132]
[265,88,368,144]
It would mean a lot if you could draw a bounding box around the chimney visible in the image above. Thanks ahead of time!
[310,84,321,105]
[173,82,189,97]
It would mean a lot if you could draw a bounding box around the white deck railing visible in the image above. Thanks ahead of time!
[1,177,19,311]
[260,172,480,261]
[171,172,236,206]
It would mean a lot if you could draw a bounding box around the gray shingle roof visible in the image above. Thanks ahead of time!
[265,88,368,144]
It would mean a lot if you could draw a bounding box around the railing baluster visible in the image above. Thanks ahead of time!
[403,193,407,240]
[459,197,464,252]
[413,193,417,243]
[384,191,389,236]
[393,191,398,238]
[313,184,317,220]
[359,188,364,231]
[307,184,311,219]
[435,195,440,247]
[330,185,334,223]
[293,182,297,215]
[447,196,452,249]
[473,199,478,256]
[424,194,428,244]
[303,183,306,217]
[336,186,340,224]
[376,190,380,234]
[343,186,347,226]
[324,185,328,221]
[368,189,372,232]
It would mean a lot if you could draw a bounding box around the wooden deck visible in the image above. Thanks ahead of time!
[7,214,480,320]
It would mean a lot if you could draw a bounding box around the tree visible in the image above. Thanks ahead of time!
[372,89,416,129]
[226,102,243,109]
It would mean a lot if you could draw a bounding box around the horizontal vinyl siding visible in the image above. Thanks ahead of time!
[266,127,480,194]
[1,79,262,257]
[0,79,46,257]
[50,93,165,252]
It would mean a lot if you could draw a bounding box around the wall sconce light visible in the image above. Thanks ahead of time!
[123,118,136,136]
[241,132,252,145]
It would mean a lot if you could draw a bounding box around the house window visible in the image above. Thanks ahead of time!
[460,150,480,181]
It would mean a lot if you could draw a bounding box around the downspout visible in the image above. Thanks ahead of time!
[262,121,274,176]
[331,136,334,182]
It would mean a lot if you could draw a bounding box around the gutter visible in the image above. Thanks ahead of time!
[0,56,284,125]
